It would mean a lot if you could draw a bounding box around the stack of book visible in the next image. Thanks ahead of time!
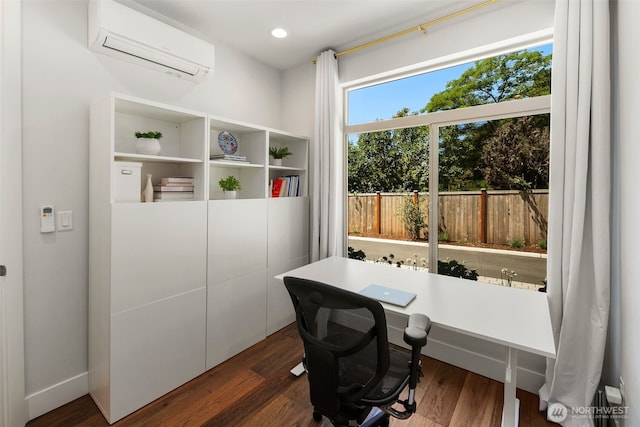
[210,154,248,163]
[270,175,300,198]
[154,177,194,202]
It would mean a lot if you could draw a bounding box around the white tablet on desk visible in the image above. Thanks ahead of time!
[359,284,416,307]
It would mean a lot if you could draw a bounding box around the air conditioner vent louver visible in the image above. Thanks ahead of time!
[101,35,200,77]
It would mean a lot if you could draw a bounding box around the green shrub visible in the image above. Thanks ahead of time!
[437,259,479,281]
[347,246,366,261]
[397,196,426,240]
[438,231,450,242]
[537,238,547,250]
[509,237,525,249]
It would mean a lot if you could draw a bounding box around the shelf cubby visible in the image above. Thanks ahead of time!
[267,130,309,198]
[108,95,207,202]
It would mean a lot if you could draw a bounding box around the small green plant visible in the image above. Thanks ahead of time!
[537,238,547,250]
[501,268,517,287]
[397,195,426,240]
[509,237,525,249]
[438,231,450,242]
[218,175,241,192]
[269,146,292,159]
[134,131,163,139]
[347,246,366,261]
[351,228,361,234]
[437,259,479,281]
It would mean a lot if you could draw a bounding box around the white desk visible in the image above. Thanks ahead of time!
[277,256,556,427]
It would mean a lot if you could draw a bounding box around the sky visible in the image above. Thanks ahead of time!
[347,43,553,127]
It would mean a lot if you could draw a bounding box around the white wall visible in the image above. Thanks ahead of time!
[21,0,283,419]
[612,1,640,425]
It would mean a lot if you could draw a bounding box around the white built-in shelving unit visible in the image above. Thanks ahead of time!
[89,93,309,423]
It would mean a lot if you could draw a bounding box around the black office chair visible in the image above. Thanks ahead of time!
[283,276,432,427]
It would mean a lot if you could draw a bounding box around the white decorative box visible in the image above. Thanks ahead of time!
[113,161,142,202]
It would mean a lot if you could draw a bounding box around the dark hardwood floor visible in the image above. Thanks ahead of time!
[27,324,554,427]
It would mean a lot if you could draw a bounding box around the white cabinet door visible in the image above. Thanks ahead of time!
[266,197,309,335]
[110,287,206,423]
[207,199,267,283]
[267,256,308,335]
[111,202,207,314]
[267,197,309,265]
[206,199,268,369]
[206,269,267,369]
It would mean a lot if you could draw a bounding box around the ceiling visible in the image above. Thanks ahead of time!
[128,0,495,71]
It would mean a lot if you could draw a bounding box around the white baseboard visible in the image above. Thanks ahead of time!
[25,372,88,421]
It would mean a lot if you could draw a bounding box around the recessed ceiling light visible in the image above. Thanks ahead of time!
[271,28,288,39]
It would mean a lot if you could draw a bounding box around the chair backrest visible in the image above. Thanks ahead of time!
[283,276,391,419]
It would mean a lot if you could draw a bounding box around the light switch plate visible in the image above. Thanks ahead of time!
[57,210,73,231]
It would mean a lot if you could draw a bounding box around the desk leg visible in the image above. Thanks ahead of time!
[501,347,520,427]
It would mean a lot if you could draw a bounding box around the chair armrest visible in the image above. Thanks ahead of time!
[403,313,431,348]
[391,313,431,416]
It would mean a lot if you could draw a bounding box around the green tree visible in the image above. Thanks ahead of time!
[424,50,551,191]
[482,116,550,190]
[348,108,429,193]
[348,48,552,194]
[425,50,551,111]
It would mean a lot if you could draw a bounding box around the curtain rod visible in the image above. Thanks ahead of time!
[314,0,500,63]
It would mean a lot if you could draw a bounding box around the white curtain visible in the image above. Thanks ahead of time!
[540,0,610,425]
[311,50,344,261]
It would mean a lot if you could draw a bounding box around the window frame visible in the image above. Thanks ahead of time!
[344,71,551,273]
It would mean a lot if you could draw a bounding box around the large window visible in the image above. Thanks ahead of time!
[345,43,551,291]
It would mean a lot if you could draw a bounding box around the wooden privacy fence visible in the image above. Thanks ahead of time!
[348,190,549,246]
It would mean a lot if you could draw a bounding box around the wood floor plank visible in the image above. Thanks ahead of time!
[448,372,501,427]
[417,361,469,425]
[131,369,265,426]
[26,324,553,427]
[390,413,445,427]
[517,389,556,427]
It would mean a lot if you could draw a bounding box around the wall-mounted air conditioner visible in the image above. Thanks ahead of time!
[88,0,214,82]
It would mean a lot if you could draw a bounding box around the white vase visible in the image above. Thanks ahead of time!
[136,138,162,155]
[142,173,154,202]
[224,190,237,200]
[271,158,282,166]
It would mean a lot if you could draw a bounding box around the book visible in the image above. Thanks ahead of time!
[153,185,194,192]
[271,178,283,198]
[161,177,194,185]
[271,175,302,197]
[279,177,290,197]
[153,192,194,200]
[210,154,248,162]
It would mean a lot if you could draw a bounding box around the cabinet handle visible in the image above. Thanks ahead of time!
[121,169,133,175]
[0,265,6,276]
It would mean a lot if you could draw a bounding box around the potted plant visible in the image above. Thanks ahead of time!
[269,146,292,166]
[134,131,163,155]
[218,175,241,199]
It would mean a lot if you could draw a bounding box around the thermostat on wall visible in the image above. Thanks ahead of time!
[40,205,55,233]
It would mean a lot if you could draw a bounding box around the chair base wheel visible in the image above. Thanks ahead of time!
[313,411,322,421]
